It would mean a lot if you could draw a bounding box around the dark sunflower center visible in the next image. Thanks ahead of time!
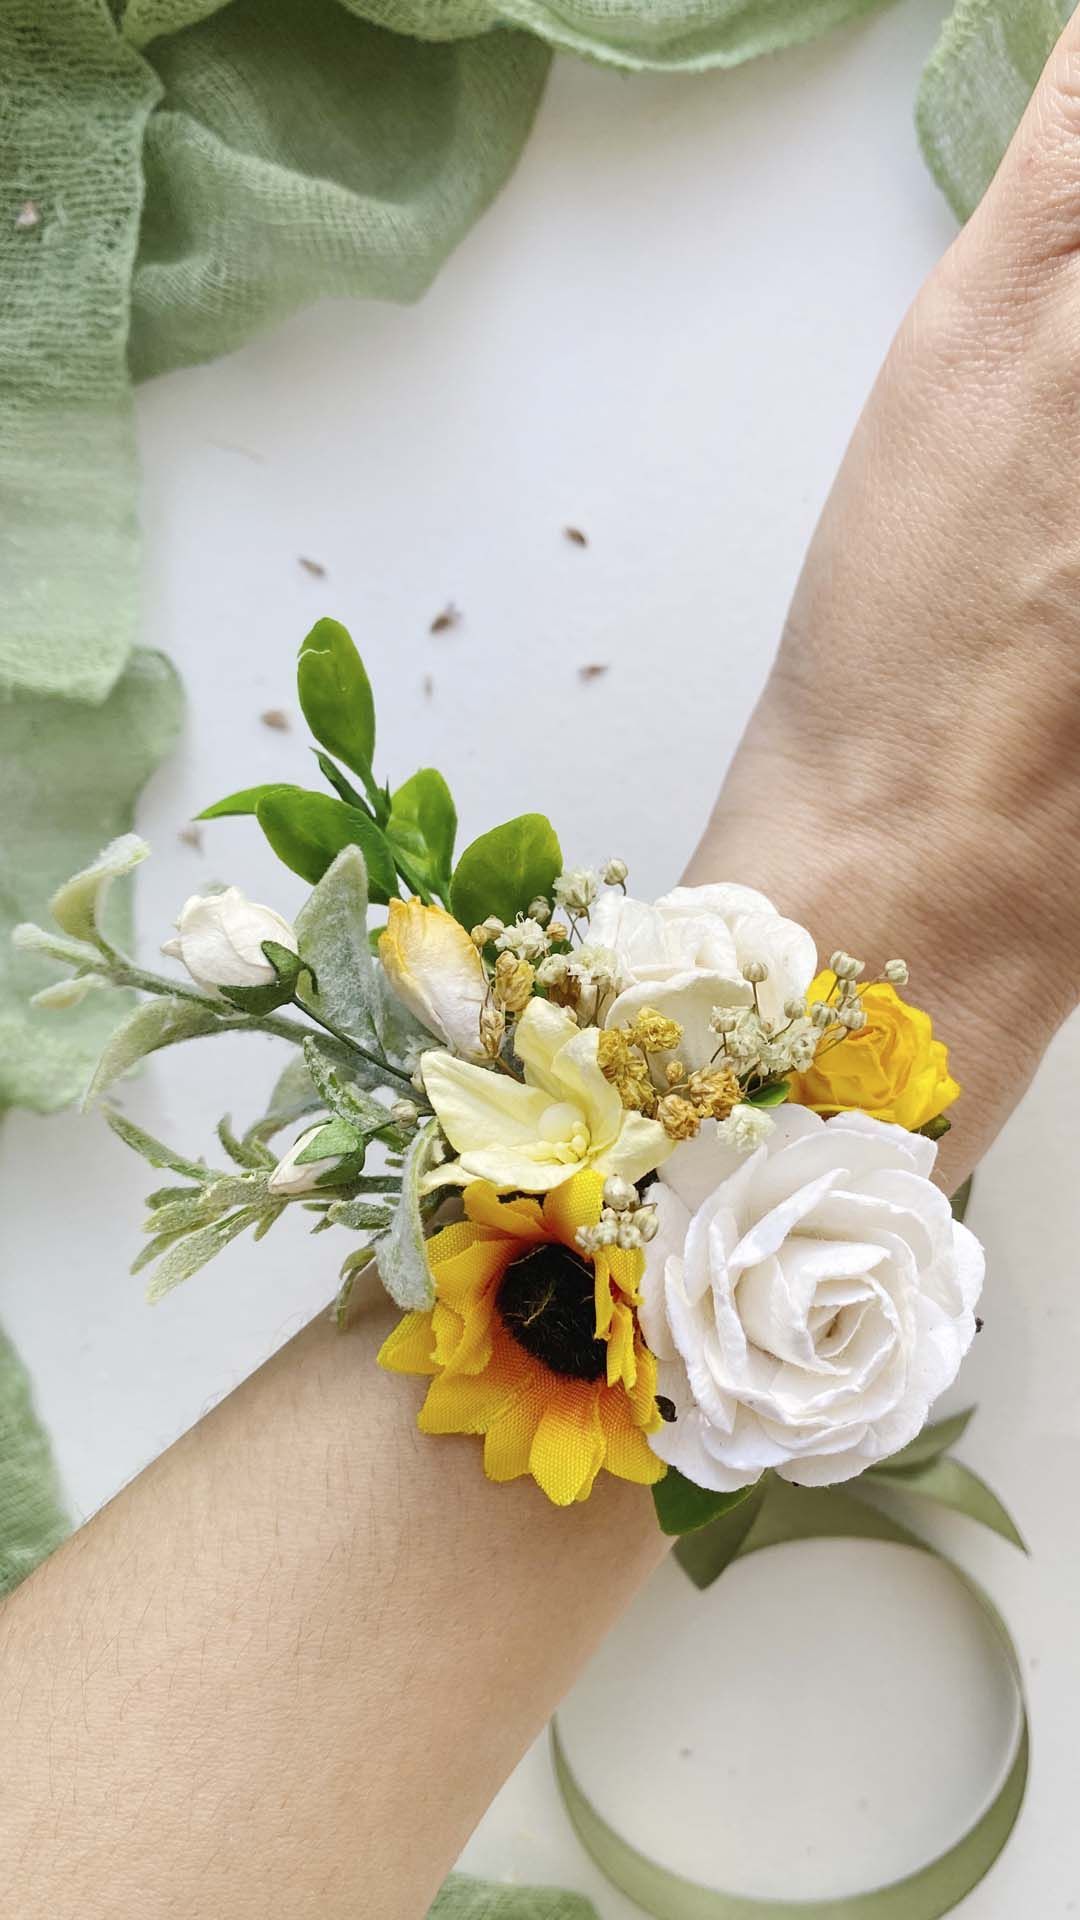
[496,1243,605,1381]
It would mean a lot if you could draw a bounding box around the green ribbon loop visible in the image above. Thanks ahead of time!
[552,1467,1028,1920]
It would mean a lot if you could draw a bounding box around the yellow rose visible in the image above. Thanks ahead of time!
[788,975,960,1131]
[378,899,489,1062]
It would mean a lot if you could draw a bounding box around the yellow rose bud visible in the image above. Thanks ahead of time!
[787,975,960,1131]
[379,899,489,1062]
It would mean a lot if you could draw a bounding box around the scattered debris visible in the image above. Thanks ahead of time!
[178,824,203,852]
[298,555,326,577]
[14,199,40,231]
[260,708,290,731]
[564,525,588,547]
[578,663,609,683]
[422,674,435,700]
[429,602,460,634]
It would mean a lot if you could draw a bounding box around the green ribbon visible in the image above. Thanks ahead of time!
[552,1447,1028,1920]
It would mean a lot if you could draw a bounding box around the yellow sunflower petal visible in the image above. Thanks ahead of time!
[542,1167,605,1246]
[626,1339,662,1431]
[431,1237,511,1314]
[598,1387,667,1485]
[463,1181,546,1239]
[482,1374,546,1483]
[419,1356,526,1436]
[606,1299,637,1391]
[529,1381,605,1506]
[377,1311,437,1377]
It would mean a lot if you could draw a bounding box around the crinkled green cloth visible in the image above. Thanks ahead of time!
[5,0,907,1122]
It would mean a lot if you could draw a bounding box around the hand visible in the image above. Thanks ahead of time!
[691,16,1080,1190]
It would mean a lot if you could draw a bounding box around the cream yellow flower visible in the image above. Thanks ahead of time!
[789,974,960,1130]
[379,898,489,1063]
[421,998,673,1194]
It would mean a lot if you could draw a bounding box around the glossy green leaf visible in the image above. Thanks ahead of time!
[450,813,561,933]
[296,618,376,784]
[255,789,397,899]
[673,1480,768,1588]
[870,1456,1028,1554]
[197,782,300,821]
[872,1407,975,1475]
[746,1079,790,1108]
[652,1468,755,1538]
[388,768,457,894]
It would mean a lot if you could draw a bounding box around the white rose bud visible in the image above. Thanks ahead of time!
[162,887,297,995]
[268,1122,351,1196]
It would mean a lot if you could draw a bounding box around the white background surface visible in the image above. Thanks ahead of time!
[4,0,1079,1910]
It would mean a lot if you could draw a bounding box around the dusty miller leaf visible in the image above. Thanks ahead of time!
[294,846,380,1046]
[85,996,223,1105]
[374,1119,442,1310]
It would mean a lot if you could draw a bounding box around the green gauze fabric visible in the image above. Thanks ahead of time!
[0,1326,69,1599]
[917,0,1072,221]
[428,1876,596,1918]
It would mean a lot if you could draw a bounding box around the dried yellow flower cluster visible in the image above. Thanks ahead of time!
[598,1008,741,1139]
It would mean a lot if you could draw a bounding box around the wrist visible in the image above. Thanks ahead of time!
[686,762,1068,1187]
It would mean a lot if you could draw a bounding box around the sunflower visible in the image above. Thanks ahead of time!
[378,1168,665,1505]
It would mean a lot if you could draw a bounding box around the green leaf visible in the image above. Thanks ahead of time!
[335,1245,379,1330]
[872,1406,975,1474]
[104,1108,209,1181]
[673,1480,768,1588]
[870,1456,1028,1553]
[197,783,300,821]
[84,995,224,1104]
[49,833,149,946]
[325,1199,395,1231]
[951,1173,974,1224]
[450,814,561,933]
[388,769,457,894]
[294,1116,362,1163]
[746,1079,790,1108]
[243,1055,322,1145]
[302,1037,403,1139]
[294,846,379,1046]
[373,1118,443,1310]
[255,789,397,900]
[217,940,307,1016]
[313,751,369,812]
[429,1875,597,1920]
[652,1468,756,1538]
[296,618,376,785]
[145,1207,262,1302]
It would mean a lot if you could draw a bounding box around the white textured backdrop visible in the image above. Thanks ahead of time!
[4,1,1078,1910]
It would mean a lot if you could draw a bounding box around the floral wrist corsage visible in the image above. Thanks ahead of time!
[18,619,982,1536]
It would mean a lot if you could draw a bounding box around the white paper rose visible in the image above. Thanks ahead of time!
[589,882,816,1060]
[162,887,298,995]
[639,1105,983,1490]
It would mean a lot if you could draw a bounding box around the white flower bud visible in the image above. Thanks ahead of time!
[716,1104,775,1153]
[635,1204,659,1242]
[615,1217,643,1251]
[783,997,807,1020]
[811,1000,835,1028]
[602,1175,637,1213]
[162,887,297,995]
[481,916,505,939]
[601,857,628,886]
[742,959,769,984]
[837,1003,867,1030]
[268,1122,351,1196]
[710,1007,739,1034]
[884,959,909,986]
[389,1098,419,1127]
[527,896,553,927]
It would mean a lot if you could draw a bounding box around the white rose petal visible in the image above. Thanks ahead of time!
[162,887,297,995]
[592,882,817,1054]
[641,1107,983,1492]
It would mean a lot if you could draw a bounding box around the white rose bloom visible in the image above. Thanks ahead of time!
[640,1106,983,1491]
[162,887,297,994]
[589,882,816,1061]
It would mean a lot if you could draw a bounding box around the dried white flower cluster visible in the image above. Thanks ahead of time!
[575,1174,660,1255]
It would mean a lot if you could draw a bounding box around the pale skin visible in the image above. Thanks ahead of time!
[5,22,1080,1920]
